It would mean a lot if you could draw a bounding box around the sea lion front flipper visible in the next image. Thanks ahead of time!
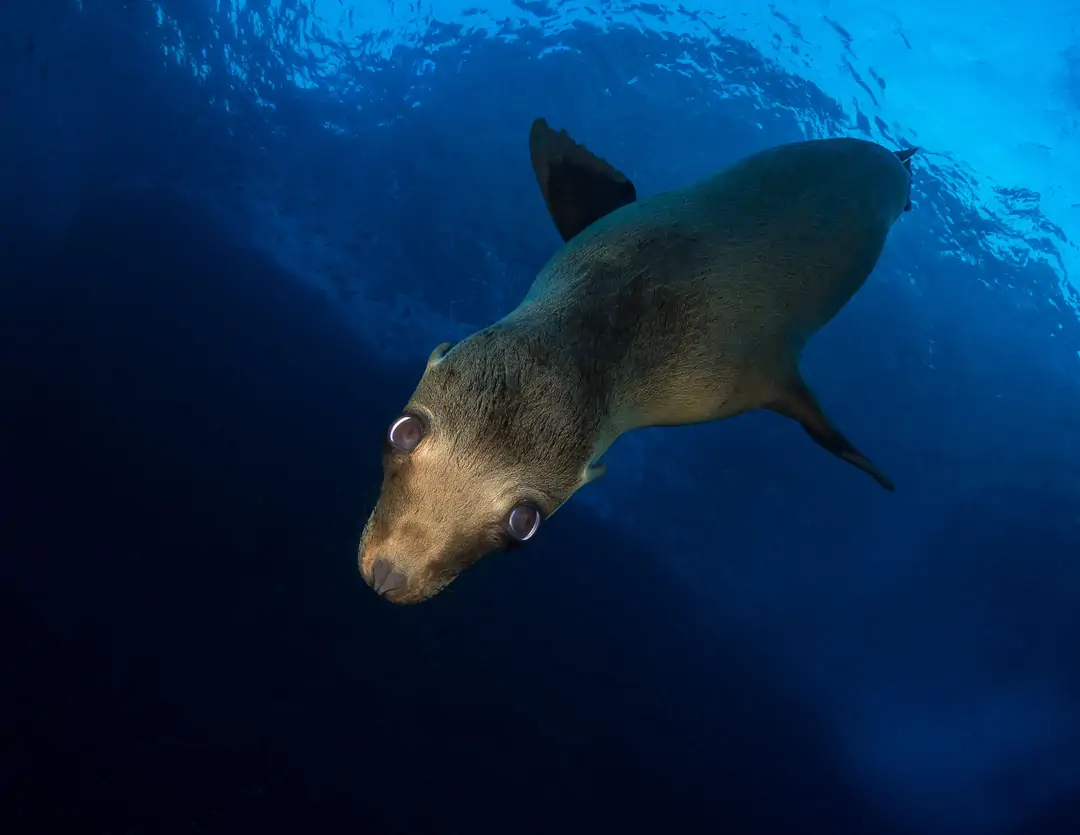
[767,374,895,491]
[529,117,637,242]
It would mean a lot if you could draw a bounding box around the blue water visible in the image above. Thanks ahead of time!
[3,1,1079,834]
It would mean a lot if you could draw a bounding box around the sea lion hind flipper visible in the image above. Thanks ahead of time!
[529,117,637,242]
[767,375,895,491]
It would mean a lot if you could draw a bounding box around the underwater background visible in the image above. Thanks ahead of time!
[3,1,1080,833]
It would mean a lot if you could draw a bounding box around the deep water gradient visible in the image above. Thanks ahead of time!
[3,2,1080,835]
[3,188,892,835]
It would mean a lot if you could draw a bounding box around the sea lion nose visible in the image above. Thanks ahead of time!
[370,557,408,598]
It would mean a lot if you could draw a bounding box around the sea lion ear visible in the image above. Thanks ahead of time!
[529,117,637,243]
[581,461,607,485]
[426,342,453,369]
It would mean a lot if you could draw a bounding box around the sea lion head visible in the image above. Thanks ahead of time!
[358,326,605,604]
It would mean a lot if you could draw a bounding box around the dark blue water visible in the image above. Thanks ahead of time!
[3,2,1079,834]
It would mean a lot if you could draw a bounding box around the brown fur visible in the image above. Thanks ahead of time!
[359,132,912,603]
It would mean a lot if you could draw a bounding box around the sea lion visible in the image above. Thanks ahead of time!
[359,117,916,603]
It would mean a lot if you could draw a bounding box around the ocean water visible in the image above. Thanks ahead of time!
[2,1,1079,834]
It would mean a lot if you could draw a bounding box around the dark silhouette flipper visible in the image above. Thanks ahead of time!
[529,117,637,242]
[894,146,918,171]
[894,146,919,212]
[767,373,895,491]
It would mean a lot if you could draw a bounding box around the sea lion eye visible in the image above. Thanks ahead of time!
[505,504,541,542]
[387,414,424,453]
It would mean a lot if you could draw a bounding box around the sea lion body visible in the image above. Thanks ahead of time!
[359,121,915,603]
[511,136,912,464]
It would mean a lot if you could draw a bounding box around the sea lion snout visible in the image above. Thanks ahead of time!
[356,430,553,604]
[357,456,561,604]
[357,331,600,604]
[357,544,452,606]
[357,503,475,604]
[366,556,408,599]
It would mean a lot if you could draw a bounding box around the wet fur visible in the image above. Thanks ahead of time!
[360,134,912,602]
[518,138,911,433]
